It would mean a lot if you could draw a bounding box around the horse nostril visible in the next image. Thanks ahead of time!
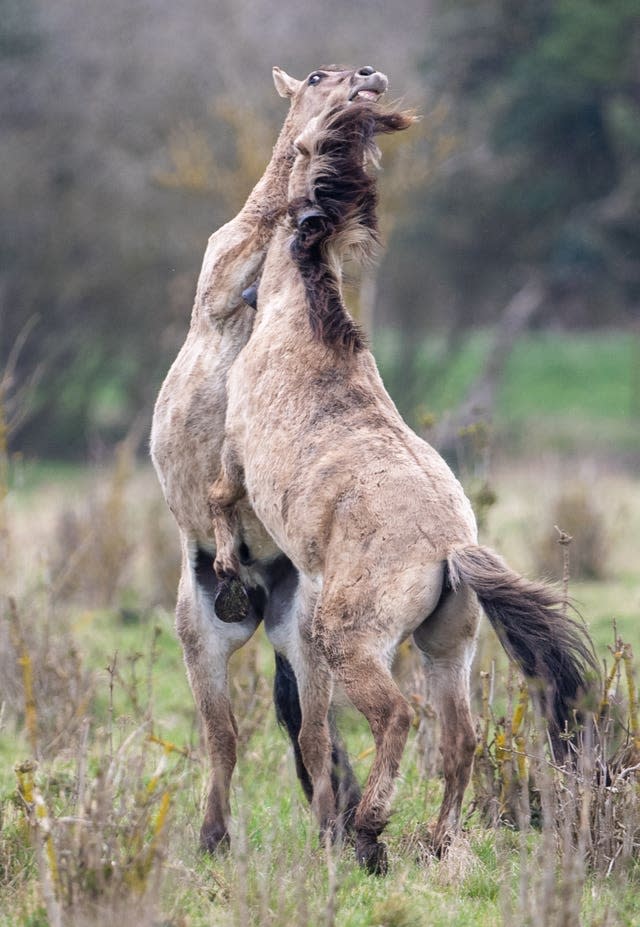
[358,66,375,77]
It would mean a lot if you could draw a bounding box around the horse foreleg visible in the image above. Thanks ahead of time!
[207,443,250,623]
[207,443,245,579]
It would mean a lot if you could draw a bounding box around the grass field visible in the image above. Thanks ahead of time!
[1,440,639,926]
[375,328,640,458]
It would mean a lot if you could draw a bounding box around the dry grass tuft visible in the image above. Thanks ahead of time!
[49,441,136,607]
[535,483,609,581]
[14,725,189,927]
[0,598,94,759]
[472,636,640,881]
[430,833,479,888]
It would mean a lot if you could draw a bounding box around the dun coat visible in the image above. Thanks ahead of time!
[150,65,391,852]
[209,100,598,874]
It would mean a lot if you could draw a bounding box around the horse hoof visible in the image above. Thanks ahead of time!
[355,837,388,876]
[296,207,330,247]
[242,283,258,309]
[214,576,250,623]
[199,825,230,855]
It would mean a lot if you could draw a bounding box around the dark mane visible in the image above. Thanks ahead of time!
[289,234,366,353]
[289,103,414,355]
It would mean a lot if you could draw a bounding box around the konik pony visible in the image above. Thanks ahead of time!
[208,99,598,874]
[151,65,393,853]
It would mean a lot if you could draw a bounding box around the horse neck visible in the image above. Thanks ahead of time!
[258,222,366,363]
[240,113,298,223]
[258,226,308,328]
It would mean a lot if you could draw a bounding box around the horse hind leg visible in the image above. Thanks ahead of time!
[293,646,337,843]
[273,651,362,834]
[346,659,412,874]
[413,583,480,854]
[176,556,259,852]
[319,625,413,874]
[427,660,476,854]
[329,714,362,836]
[266,566,362,836]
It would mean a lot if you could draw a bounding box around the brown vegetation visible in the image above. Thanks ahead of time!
[0,455,639,923]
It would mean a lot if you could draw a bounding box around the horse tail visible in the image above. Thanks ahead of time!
[447,544,598,751]
[273,651,313,801]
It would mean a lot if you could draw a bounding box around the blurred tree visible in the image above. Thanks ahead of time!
[382,0,640,427]
[2,0,435,458]
[154,98,273,210]
[3,0,637,457]
[414,0,640,326]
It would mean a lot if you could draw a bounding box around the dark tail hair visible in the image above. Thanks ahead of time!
[273,652,361,827]
[448,544,599,751]
[273,651,313,801]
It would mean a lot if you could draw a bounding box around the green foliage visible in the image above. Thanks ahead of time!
[2,461,640,925]
[375,328,639,456]
[537,0,639,88]
[0,0,41,58]
[407,0,640,342]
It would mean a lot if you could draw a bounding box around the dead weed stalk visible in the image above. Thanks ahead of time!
[473,530,640,887]
[14,725,188,927]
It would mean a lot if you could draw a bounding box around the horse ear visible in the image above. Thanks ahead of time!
[273,67,302,98]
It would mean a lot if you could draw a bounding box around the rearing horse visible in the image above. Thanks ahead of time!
[150,65,394,853]
[208,100,598,874]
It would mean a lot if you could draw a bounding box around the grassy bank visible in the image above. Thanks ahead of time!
[375,328,640,457]
[1,454,639,925]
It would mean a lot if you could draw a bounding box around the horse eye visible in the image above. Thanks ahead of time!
[308,73,322,85]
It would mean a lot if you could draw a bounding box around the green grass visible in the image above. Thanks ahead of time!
[375,327,640,454]
[2,456,640,925]
[3,594,639,925]
[500,331,637,421]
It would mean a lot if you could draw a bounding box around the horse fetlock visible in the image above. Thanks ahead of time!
[213,550,240,580]
[310,772,336,824]
[428,822,454,859]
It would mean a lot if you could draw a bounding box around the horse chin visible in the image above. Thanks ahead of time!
[358,90,380,101]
